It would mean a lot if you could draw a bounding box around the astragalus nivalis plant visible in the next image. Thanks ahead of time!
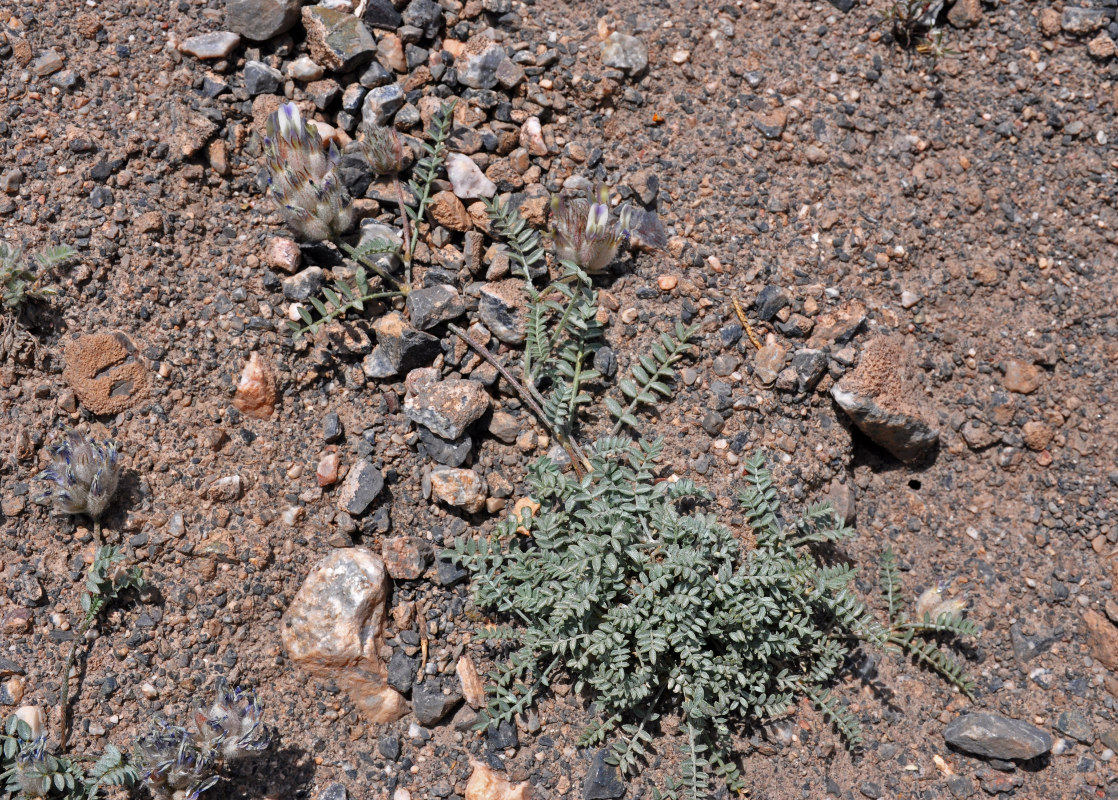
[262,102,354,242]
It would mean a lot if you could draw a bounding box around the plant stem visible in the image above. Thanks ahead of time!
[92,518,101,546]
[447,323,589,479]
[394,175,414,286]
[58,612,95,752]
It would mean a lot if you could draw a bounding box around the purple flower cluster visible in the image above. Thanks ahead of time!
[38,430,121,521]
[262,103,354,242]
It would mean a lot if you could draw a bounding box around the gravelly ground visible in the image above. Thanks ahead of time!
[3,0,1118,798]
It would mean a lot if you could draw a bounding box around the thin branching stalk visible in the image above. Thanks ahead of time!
[446,323,589,478]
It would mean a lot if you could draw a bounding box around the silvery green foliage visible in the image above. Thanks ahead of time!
[134,685,269,800]
[879,548,978,697]
[38,431,121,521]
[262,103,354,242]
[0,717,134,800]
[0,242,75,312]
[548,185,633,274]
[452,443,887,798]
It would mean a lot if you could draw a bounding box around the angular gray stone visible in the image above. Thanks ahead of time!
[1056,709,1094,745]
[944,713,1052,761]
[478,279,526,345]
[337,460,384,516]
[755,284,791,321]
[830,336,939,463]
[792,348,827,393]
[387,650,418,693]
[282,267,326,301]
[1062,7,1110,35]
[363,0,403,30]
[303,6,377,72]
[178,31,241,60]
[405,379,490,440]
[402,0,443,39]
[583,748,626,799]
[244,60,283,95]
[342,84,367,113]
[412,679,461,726]
[417,427,472,468]
[364,311,439,378]
[406,285,467,330]
[225,0,301,41]
[458,44,507,90]
[361,83,405,126]
[600,32,648,74]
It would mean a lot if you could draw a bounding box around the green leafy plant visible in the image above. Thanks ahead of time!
[879,548,978,697]
[453,446,904,797]
[465,197,691,477]
[58,547,144,751]
[0,242,76,313]
[1,717,134,800]
[606,321,697,436]
[403,100,456,288]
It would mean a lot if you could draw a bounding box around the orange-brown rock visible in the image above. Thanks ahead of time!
[233,352,276,419]
[62,332,148,415]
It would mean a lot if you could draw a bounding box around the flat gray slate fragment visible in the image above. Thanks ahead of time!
[944,713,1053,761]
[225,0,301,41]
[337,460,384,516]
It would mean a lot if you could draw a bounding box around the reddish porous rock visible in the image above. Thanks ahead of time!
[830,336,939,463]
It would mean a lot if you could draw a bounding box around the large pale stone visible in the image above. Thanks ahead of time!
[466,761,532,800]
[282,549,407,723]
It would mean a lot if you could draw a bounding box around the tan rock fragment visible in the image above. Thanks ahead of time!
[282,549,407,723]
[233,352,277,419]
[456,655,486,709]
[466,761,533,800]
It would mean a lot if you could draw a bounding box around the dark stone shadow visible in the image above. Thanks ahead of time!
[206,743,316,800]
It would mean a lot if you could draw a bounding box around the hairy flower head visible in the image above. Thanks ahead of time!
[548,185,633,274]
[12,738,55,799]
[356,121,406,176]
[262,102,354,242]
[38,430,121,520]
[194,684,270,761]
[135,722,219,800]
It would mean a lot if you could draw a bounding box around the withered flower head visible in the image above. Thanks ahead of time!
[38,430,121,520]
[548,185,633,274]
[262,103,355,242]
[915,580,967,621]
[357,121,406,176]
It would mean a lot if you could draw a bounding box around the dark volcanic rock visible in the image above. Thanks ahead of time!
[225,0,301,41]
